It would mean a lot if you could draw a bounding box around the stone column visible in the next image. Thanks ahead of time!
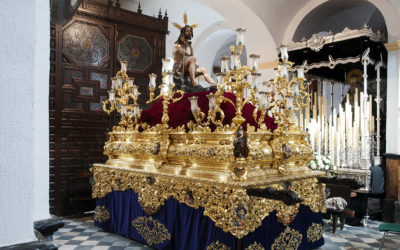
[0,0,50,247]
[384,40,400,154]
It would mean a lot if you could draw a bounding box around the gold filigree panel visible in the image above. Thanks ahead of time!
[94,205,110,223]
[207,240,231,250]
[271,227,303,250]
[307,223,323,243]
[132,216,171,246]
[91,165,325,238]
[245,241,265,250]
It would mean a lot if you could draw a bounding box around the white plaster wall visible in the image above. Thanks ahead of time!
[0,0,49,246]
[33,0,50,221]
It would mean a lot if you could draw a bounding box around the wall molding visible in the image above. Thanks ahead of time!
[385,40,400,52]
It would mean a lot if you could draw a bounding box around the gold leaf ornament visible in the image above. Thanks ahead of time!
[132,216,171,246]
[245,241,265,250]
[307,223,323,243]
[94,205,110,223]
[207,240,231,250]
[271,227,302,250]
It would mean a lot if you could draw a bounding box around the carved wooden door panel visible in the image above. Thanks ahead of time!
[114,22,165,105]
[50,0,168,216]
[52,17,115,215]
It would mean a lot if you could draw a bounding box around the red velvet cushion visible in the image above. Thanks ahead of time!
[140,91,277,131]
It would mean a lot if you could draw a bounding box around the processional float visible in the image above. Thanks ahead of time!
[91,28,326,239]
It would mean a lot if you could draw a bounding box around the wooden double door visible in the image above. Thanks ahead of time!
[50,1,168,215]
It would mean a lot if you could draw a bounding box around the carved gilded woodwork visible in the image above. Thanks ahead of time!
[132,216,171,246]
[94,205,110,223]
[271,227,303,250]
[307,223,323,243]
[91,165,325,239]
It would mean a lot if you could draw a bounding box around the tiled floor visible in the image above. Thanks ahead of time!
[53,216,400,250]
[320,219,400,249]
[53,216,151,250]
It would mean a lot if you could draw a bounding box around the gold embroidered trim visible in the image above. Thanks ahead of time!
[94,205,110,223]
[271,227,303,250]
[132,216,171,246]
[245,241,265,250]
[91,165,326,238]
[207,240,231,250]
[307,223,323,242]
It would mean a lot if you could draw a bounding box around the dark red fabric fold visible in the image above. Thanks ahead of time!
[139,91,277,131]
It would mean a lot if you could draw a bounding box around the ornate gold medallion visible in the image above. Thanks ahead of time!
[307,223,323,243]
[94,205,110,223]
[271,227,302,250]
[132,216,171,246]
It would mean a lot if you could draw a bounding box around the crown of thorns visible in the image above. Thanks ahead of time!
[172,12,198,30]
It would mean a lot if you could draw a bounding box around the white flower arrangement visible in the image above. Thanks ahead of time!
[308,155,333,171]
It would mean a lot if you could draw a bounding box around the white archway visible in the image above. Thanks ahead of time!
[195,29,236,86]
[283,0,400,43]
[199,0,277,62]
[282,0,328,44]
[369,0,400,42]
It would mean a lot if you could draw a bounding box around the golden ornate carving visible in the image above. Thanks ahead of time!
[91,165,325,239]
[94,32,327,240]
[307,223,323,243]
[132,216,171,246]
[245,242,265,250]
[94,205,110,223]
[207,240,231,250]
[271,227,303,250]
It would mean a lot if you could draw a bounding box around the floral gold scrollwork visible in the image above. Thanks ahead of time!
[307,223,323,243]
[94,205,110,223]
[245,241,265,250]
[206,240,231,250]
[91,165,325,238]
[132,216,171,246]
[271,227,303,250]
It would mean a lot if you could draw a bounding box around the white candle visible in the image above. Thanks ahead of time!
[132,85,139,98]
[230,52,235,70]
[111,77,117,90]
[116,76,123,89]
[108,90,115,102]
[120,61,128,72]
[235,28,246,46]
[161,58,170,73]
[128,77,134,87]
[148,73,157,89]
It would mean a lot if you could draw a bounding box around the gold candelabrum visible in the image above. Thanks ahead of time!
[147,58,185,126]
[93,28,325,237]
[263,45,311,129]
[102,61,141,129]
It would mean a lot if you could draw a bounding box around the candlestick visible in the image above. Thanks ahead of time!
[375,58,383,158]
[369,95,373,124]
